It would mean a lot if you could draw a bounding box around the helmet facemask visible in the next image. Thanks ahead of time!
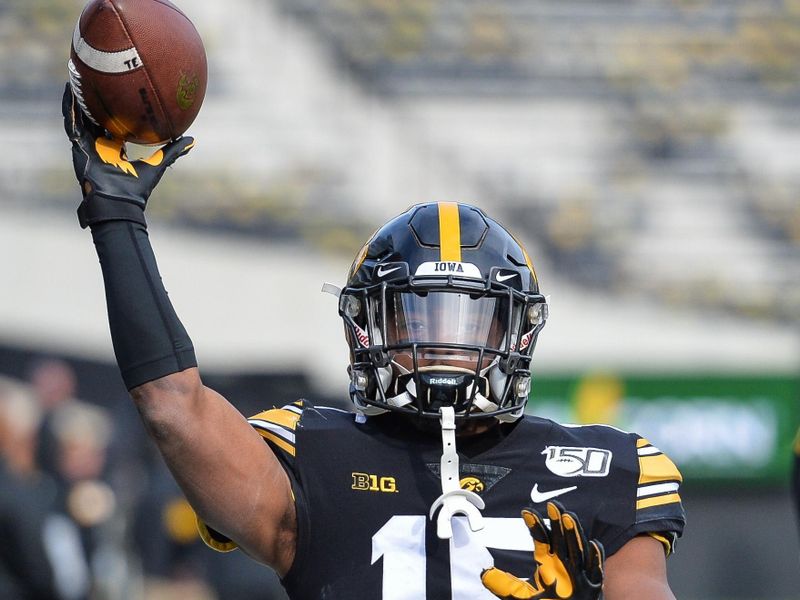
[341,269,547,422]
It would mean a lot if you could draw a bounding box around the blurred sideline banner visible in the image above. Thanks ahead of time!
[527,373,800,486]
[2,344,797,486]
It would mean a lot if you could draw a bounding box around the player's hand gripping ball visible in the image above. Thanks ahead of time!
[481,501,604,600]
[63,84,194,228]
[69,0,207,144]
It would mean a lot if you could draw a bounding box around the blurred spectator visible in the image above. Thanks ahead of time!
[0,378,60,599]
[133,460,214,598]
[28,358,79,480]
[26,358,129,599]
[48,400,133,600]
[134,458,287,600]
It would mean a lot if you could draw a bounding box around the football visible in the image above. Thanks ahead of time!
[68,0,207,144]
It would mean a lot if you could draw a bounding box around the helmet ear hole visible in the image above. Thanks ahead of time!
[528,302,547,326]
[341,294,361,318]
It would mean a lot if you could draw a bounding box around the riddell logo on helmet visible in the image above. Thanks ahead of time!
[511,329,536,352]
[354,324,370,347]
[519,330,534,351]
[429,377,458,385]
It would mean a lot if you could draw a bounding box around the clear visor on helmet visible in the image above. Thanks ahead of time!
[386,292,509,350]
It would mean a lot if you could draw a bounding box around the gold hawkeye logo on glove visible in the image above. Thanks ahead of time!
[481,501,604,600]
[94,137,166,177]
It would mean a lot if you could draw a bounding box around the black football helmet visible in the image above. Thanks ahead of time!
[338,202,548,421]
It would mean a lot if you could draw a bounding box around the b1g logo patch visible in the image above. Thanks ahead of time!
[352,472,398,493]
[542,446,612,477]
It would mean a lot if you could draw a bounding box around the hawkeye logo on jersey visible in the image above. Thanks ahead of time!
[542,446,612,477]
[459,476,485,493]
[352,472,398,493]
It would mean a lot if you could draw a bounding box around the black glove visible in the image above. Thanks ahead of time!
[481,501,604,600]
[61,83,195,229]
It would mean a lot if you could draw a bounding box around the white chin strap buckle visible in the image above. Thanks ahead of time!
[428,406,485,539]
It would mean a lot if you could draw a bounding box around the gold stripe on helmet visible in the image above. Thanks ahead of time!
[510,232,538,285]
[438,202,461,261]
[348,227,379,279]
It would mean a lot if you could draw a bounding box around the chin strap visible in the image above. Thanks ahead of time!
[428,406,485,539]
[471,394,525,423]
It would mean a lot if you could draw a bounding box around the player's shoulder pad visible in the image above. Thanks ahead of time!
[248,400,306,457]
[247,401,358,455]
[551,421,684,514]
[533,419,641,481]
[553,419,635,449]
[552,422,685,554]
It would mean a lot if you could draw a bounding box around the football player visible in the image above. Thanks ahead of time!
[63,85,685,600]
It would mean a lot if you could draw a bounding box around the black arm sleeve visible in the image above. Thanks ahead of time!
[91,220,197,389]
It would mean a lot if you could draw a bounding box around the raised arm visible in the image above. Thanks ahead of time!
[62,85,296,574]
[132,372,296,574]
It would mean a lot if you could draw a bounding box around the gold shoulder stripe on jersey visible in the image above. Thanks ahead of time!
[438,202,462,262]
[636,437,682,510]
[638,452,683,486]
[248,413,298,457]
[793,427,800,455]
[636,493,681,511]
[637,438,682,488]
[251,428,296,457]
[250,407,301,431]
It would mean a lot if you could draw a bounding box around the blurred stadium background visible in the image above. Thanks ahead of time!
[1,0,799,598]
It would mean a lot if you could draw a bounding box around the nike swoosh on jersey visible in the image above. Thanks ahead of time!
[530,483,578,503]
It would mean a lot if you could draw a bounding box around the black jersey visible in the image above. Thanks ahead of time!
[200,401,685,600]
